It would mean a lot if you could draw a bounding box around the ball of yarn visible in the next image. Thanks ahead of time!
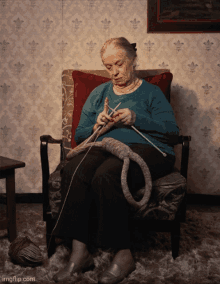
[8,236,44,267]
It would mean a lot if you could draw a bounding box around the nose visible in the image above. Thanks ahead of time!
[112,65,119,77]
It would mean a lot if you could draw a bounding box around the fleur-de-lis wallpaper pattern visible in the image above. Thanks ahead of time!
[0,0,220,195]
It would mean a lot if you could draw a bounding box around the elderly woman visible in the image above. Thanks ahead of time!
[52,37,179,283]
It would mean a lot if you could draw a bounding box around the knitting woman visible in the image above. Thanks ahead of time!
[52,37,179,283]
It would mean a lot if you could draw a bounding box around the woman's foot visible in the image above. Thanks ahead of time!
[52,240,95,282]
[98,249,135,284]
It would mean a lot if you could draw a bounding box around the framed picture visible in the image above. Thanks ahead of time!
[148,0,220,33]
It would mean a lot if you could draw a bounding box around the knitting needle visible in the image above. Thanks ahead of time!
[83,102,122,145]
[108,106,167,157]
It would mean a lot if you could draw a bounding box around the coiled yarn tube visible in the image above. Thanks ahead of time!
[66,137,152,212]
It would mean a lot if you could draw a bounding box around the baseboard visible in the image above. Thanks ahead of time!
[0,193,43,204]
[186,194,220,206]
[0,193,220,205]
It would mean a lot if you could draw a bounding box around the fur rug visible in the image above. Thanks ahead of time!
[0,203,220,284]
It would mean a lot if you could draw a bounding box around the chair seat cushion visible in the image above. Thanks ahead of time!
[132,172,186,220]
[48,162,186,221]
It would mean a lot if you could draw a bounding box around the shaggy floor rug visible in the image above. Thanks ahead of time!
[0,203,220,284]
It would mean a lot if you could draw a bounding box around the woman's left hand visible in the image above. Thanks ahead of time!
[112,108,136,127]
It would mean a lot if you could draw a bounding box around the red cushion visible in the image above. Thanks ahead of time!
[71,71,111,148]
[71,71,173,148]
[144,72,173,101]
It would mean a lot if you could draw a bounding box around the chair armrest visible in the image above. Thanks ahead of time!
[40,135,65,221]
[178,135,191,179]
[40,135,65,162]
[40,135,62,144]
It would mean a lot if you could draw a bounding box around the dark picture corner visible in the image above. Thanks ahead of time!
[148,0,220,33]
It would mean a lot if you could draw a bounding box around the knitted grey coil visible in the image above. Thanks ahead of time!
[66,137,152,213]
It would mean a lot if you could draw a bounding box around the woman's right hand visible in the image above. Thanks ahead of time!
[96,97,113,126]
[93,98,114,132]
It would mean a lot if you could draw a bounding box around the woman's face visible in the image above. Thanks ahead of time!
[102,45,135,87]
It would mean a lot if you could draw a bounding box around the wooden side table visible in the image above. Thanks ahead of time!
[0,156,25,242]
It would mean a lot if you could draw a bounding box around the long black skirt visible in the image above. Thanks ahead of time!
[52,143,175,249]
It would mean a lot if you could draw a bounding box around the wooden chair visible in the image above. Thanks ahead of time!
[40,69,191,259]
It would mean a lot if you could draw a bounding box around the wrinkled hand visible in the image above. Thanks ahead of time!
[93,97,113,133]
[112,108,136,128]
[93,99,136,136]
[96,97,113,126]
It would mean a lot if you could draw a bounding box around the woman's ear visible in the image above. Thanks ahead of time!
[132,57,137,69]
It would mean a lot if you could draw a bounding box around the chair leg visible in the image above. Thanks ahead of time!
[171,221,180,259]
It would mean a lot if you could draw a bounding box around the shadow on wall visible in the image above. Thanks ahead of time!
[171,82,217,194]
[171,84,192,176]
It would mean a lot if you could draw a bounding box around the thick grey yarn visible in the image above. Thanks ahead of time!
[66,137,152,212]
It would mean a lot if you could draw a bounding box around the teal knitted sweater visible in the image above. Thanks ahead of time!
[75,79,179,156]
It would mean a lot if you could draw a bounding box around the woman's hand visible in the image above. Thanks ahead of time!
[93,100,136,134]
[93,97,114,132]
[96,98,113,126]
[112,108,136,127]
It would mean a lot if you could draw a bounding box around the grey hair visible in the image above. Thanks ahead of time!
[100,37,137,60]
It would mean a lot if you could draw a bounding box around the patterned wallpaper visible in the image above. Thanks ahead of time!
[0,0,219,195]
